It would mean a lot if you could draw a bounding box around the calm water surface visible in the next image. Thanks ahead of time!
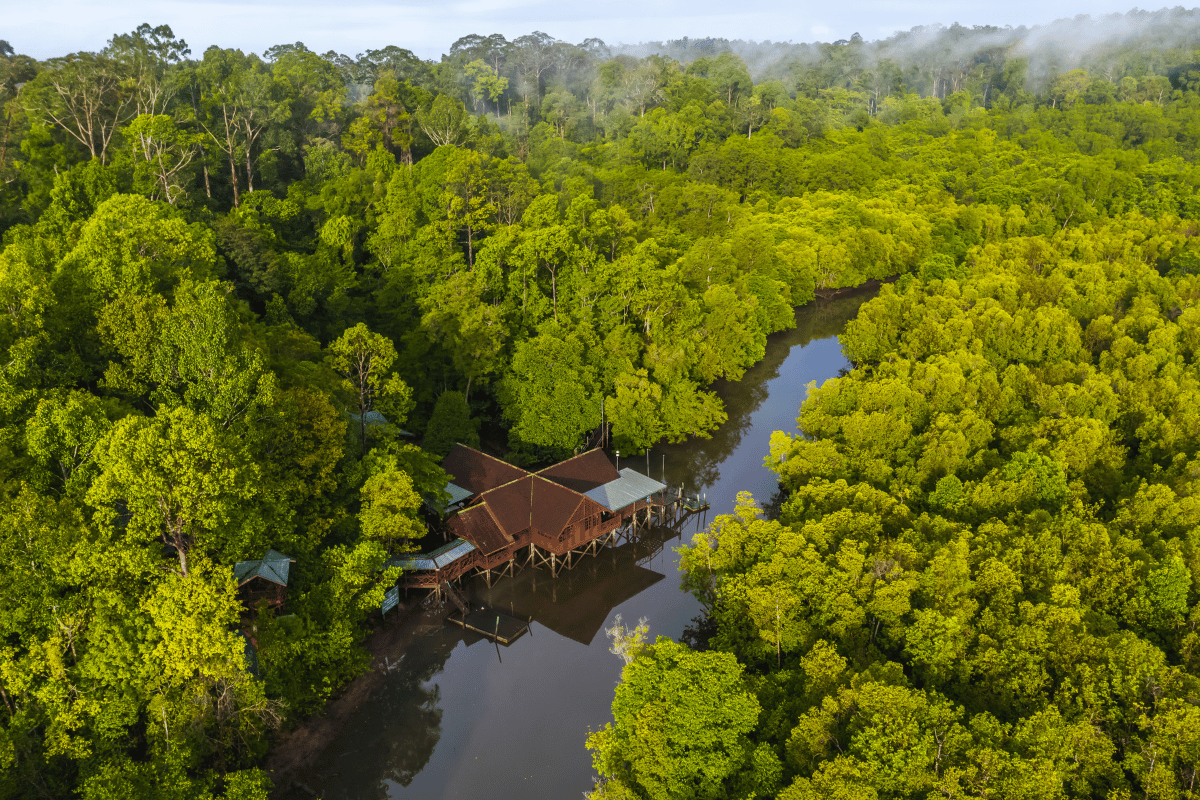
[305,291,873,799]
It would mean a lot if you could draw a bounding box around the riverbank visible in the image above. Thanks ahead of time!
[262,290,877,799]
[265,596,436,796]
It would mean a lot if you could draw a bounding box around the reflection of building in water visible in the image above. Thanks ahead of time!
[477,531,671,646]
[395,445,672,587]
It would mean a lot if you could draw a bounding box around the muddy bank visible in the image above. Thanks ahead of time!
[265,597,439,797]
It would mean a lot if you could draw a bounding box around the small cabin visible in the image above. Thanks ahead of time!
[233,549,295,611]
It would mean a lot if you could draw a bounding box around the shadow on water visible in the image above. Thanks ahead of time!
[299,290,875,800]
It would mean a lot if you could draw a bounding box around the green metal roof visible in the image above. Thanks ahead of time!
[445,481,473,506]
[346,410,412,436]
[233,548,294,587]
[391,538,476,572]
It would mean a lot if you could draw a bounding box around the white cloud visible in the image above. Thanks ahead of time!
[4,0,1179,60]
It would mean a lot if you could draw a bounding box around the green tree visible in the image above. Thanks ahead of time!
[358,453,424,554]
[422,390,479,457]
[87,406,264,576]
[326,323,412,454]
[587,638,777,800]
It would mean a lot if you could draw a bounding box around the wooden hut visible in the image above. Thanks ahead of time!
[233,549,295,610]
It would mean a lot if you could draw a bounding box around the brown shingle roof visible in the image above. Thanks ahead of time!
[479,475,606,540]
[441,444,529,497]
[536,448,619,494]
[447,503,510,555]
[533,477,596,536]
[482,476,536,537]
[444,448,612,549]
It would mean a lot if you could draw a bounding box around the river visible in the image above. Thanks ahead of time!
[293,290,873,800]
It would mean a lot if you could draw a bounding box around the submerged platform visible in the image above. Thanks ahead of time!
[446,608,531,645]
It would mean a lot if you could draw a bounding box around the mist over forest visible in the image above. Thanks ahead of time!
[3,5,1200,799]
[610,6,1200,88]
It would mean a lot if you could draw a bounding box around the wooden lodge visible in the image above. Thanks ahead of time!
[394,445,669,588]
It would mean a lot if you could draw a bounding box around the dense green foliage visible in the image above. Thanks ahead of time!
[590,145,1200,800]
[5,11,1200,798]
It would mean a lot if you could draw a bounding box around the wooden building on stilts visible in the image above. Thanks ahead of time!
[393,445,671,590]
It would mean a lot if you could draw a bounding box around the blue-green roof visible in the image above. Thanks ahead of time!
[346,410,412,436]
[391,538,476,571]
[233,549,294,587]
[445,481,473,506]
[584,469,667,511]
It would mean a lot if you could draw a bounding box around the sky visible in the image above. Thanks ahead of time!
[3,0,1178,60]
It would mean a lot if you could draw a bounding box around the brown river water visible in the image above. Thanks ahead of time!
[290,290,873,799]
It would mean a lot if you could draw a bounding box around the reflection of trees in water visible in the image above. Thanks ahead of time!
[379,681,443,789]
[761,484,789,521]
[653,292,874,496]
[302,626,463,800]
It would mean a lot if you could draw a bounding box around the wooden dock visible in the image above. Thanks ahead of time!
[446,608,531,645]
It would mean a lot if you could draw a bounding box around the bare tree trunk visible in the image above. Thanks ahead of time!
[228,153,240,207]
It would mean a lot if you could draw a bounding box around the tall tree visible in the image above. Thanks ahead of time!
[326,323,412,454]
[23,52,135,164]
[195,47,273,207]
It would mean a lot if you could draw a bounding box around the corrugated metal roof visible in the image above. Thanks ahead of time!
[395,555,436,571]
[433,538,476,568]
[585,469,667,511]
[445,481,473,506]
[442,444,530,496]
[233,548,294,587]
[392,538,477,571]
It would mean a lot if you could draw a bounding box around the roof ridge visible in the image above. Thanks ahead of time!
[478,501,510,540]
[534,446,606,474]
[477,472,533,497]
[533,472,590,501]
[452,443,533,474]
